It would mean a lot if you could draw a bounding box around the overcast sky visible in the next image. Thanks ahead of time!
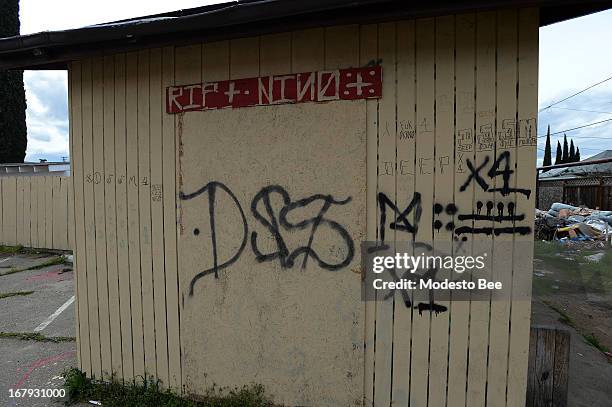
[18,1,612,164]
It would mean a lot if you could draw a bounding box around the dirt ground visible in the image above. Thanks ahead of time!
[531,300,612,407]
[533,240,612,353]
[1,244,610,406]
[532,241,612,406]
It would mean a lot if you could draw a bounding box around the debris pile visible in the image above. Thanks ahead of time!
[535,203,612,242]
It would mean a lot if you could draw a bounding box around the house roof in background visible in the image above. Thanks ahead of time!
[586,150,612,160]
[540,150,612,179]
[0,0,611,70]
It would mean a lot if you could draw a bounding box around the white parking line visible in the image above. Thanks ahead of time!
[34,296,75,332]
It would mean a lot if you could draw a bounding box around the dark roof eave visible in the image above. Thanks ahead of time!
[1,0,611,70]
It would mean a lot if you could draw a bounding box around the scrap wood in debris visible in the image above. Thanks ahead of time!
[536,202,612,242]
[585,218,612,234]
[548,203,612,225]
[555,222,602,241]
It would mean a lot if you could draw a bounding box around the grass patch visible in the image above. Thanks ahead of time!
[29,255,67,270]
[0,255,67,276]
[0,245,23,254]
[0,290,34,299]
[0,268,26,276]
[543,300,575,327]
[63,368,275,407]
[542,300,611,355]
[0,332,76,343]
[533,241,612,296]
[583,333,610,353]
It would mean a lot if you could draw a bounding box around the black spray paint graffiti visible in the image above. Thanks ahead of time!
[180,182,355,296]
[377,192,422,243]
[453,200,531,236]
[379,241,449,315]
[371,150,534,314]
[459,151,531,198]
[376,195,531,242]
[251,185,355,270]
[179,182,249,295]
[376,150,533,242]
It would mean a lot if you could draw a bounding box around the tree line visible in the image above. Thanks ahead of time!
[542,125,581,167]
[0,0,27,163]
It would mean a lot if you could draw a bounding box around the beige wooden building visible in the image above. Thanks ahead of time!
[1,1,608,406]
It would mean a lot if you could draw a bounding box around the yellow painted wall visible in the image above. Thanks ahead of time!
[0,176,72,251]
[68,8,538,407]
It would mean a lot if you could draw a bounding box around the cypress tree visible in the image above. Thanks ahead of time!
[569,139,575,162]
[562,134,569,163]
[575,147,581,162]
[555,141,562,165]
[543,125,552,167]
[0,0,27,163]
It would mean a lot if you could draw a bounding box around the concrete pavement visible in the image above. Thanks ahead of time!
[0,252,77,406]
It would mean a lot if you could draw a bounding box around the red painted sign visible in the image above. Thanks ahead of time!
[166,66,382,114]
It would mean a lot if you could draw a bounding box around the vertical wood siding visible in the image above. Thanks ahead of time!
[0,175,71,250]
[67,8,538,406]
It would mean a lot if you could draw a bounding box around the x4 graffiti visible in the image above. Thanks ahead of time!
[180,183,355,296]
[378,150,533,240]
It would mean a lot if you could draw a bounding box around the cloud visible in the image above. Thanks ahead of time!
[18,3,612,166]
[24,70,69,162]
[19,0,219,163]
[539,9,612,108]
[537,85,612,166]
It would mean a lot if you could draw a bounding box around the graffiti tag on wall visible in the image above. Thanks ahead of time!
[167,66,382,113]
[180,183,355,296]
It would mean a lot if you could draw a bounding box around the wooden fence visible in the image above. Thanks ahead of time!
[0,176,72,251]
[526,326,571,407]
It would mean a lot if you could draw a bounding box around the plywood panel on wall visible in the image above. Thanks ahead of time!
[177,101,366,407]
[66,8,539,406]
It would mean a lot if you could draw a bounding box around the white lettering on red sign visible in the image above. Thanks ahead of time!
[166,66,382,114]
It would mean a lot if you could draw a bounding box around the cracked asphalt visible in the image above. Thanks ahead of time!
[0,252,77,407]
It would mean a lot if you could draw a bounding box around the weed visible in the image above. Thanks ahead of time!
[62,368,275,407]
[0,255,67,276]
[0,332,76,343]
[0,290,34,299]
[29,255,67,270]
[543,300,575,327]
[583,333,610,353]
[0,245,23,254]
[63,368,94,403]
[0,268,23,276]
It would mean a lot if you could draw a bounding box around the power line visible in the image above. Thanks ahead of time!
[575,146,608,151]
[554,135,612,139]
[547,106,612,115]
[536,117,612,138]
[537,147,596,152]
[540,134,612,140]
[539,73,612,112]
